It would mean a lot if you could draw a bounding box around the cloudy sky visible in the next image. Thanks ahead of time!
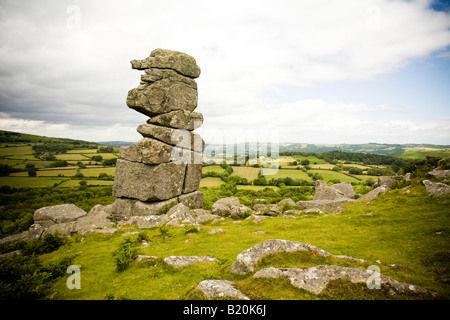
[0,0,449,145]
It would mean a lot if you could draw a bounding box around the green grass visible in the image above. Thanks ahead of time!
[36,183,450,300]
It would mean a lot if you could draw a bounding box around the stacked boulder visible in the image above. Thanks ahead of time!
[112,49,205,220]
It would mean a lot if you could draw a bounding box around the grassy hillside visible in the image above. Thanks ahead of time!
[28,182,450,300]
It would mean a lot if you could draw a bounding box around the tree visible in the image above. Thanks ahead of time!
[0,164,11,176]
[301,159,310,165]
[91,155,103,162]
[28,168,37,177]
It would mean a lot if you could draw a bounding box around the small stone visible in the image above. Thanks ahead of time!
[208,228,224,234]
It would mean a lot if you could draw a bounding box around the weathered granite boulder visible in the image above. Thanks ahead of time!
[137,123,204,152]
[196,280,250,300]
[183,164,202,193]
[357,185,390,201]
[426,169,450,180]
[313,180,347,201]
[229,239,364,275]
[278,198,296,207]
[131,48,201,78]
[212,197,252,219]
[127,77,197,117]
[254,265,434,296]
[111,197,179,220]
[178,191,204,209]
[147,110,203,130]
[34,204,87,228]
[119,138,177,165]
[331,182,355,198]
[253,204,281,216]
[296,199,355,212]
[112,159,186,202]
[438,156,450,170]
[374,176,401,188]
[423,180,450,197]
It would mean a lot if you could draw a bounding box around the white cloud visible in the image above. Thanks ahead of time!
[0,0,449,143]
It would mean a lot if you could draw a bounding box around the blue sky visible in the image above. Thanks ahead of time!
[0,0,449,145]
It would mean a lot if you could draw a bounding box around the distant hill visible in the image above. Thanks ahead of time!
[96,141,134,147]
[0,130,99,148]
[203,142,450,159]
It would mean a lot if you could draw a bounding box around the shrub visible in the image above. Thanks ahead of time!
[113,238,140,272]
[21,231,65,256]
[0,253,76,299]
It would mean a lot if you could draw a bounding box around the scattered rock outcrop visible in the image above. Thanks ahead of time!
[422,180,450,197]
[112,48,204,221]
[211,197,252,219]
[426,169,450,180]
[229,239,364,275]
[254,265,433,296]
[196,280,250,300]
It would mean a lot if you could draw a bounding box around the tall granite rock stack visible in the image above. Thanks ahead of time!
[112,49,204,220]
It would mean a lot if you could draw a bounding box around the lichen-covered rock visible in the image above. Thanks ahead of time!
[119,138,177,164]
[212,197,252,219]
[230,239,364,275]
[254,265,434,296]
[426,169,450,180]
[112,159,186,202]
[313,180,348,201]
[253,203,281,216]
[358,185,390,201]
[127,71,198,117]
[183,164,202,193]
[178,191,204,209]
[331,182,355,198]
[131,48,201,78]
[137,123,204,152]
[423,180,450,197]
[34,204,87,228]
[196,280,250,300]
[374,176,402,188]
[296,199,355,212]
[147,110,203,130]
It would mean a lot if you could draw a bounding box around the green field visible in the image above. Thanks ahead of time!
[55,154,90,161]
[67,149,99,154]
[199,177,224,187]
[0,176,66,187]
[0,146,34,157]
[202,165,226,174]
[308,169,361,183]
[230,166,260,181]
[236,185,280,191]
[261,168,312,180]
